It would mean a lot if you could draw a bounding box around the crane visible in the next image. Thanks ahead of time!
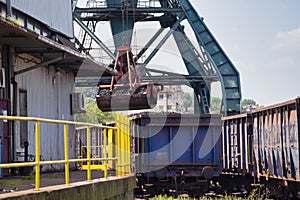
[73,0,242,116]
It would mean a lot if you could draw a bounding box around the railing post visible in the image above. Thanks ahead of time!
[108,128,113,169]
[122,120,126,174]
[64,124,70,186]
[86,126,91,181]
[120,116,124,175]
[126,117,130,173]
[116,115,120,176]
[35,121,40,190]
[103,128,107,178]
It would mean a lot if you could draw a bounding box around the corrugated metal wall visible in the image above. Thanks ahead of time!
[0,0,73,37]
[14,54,76,170]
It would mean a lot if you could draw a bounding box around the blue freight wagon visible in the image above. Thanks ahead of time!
[130,113,222,195]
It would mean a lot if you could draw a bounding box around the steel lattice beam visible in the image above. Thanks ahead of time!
[73,0,242,115]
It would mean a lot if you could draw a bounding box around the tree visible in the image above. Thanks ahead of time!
[183,92,193,108]
[241,98,258,113]
[75,87,115,124]
[211,97,222,114]
[75,98,115,124]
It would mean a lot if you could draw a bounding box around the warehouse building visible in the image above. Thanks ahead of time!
[0,0,107,173]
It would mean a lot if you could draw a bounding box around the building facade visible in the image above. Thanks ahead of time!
[0,1,107,173]
[153,85,184,113]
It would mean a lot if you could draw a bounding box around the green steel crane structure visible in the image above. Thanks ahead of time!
[73,0,241,116]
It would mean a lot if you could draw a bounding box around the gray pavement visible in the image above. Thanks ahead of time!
[0,170,106,194]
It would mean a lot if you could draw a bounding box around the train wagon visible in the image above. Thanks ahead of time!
[222,113,253,175]
[130,112,222,195]
[222,97,300,197]
[252,98,300,196]
[221,113,254,193]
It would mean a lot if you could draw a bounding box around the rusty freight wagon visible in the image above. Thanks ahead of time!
[252,98,300,196]
[222,97,300,198]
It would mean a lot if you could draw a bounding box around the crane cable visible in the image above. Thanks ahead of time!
[121,0,136,47]
[121,3,125,46]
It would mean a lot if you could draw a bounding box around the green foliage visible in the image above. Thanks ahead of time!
[150,195,189,200]
[22,171,34,180]
[248,184,269,200]
[75,87,115,124]
[200,196,244,200]
[0,179,26,186]
[211,96,222,114]
[150,192,269,200]
[183,93,193,108]
[75,97,115,124]
[242,99,257,107]
[241,98,258,113]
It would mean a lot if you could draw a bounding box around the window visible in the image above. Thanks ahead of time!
[159,94,164,99]
[167,105,172,110]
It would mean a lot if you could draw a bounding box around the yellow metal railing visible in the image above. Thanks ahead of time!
[0,113,131,191]
[115,113,131,176]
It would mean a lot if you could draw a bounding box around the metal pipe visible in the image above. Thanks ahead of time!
[2,45,14,164]
[14,56,64,76]
[6,0,12,17]
[24,141,29,162]
[35,121,40,190]
[103,128,107,178]
[11,78,17,162]
[126,118,130,173]
[86,127,91,181]
[0,162,36,168]
[0,115,117,129]
[64,124,70,186]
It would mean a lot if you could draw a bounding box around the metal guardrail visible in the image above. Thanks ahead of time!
[85,0,162,8]
[0,114,131,191]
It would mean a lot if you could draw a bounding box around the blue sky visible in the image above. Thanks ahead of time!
[193,0,300,106]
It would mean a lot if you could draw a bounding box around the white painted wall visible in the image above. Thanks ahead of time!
[14,54,76,170]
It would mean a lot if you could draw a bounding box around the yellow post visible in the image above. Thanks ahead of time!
[35,121,40,190]
[87,126,91,181]
[114,128,119,175]
[120,116,124,175]
[103,128,108,178]
[108,128,113,169]
[126,117,130,173]
[124,119,128,174]
[115,113,131,175]
[64,124,70,186]
[116,114,121,176]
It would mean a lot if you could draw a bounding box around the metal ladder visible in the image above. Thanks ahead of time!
[77,1,97,53]
[173,28,212,114]
[200,84,210,114]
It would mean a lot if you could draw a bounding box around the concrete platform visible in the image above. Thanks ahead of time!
[0,171,136,200]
